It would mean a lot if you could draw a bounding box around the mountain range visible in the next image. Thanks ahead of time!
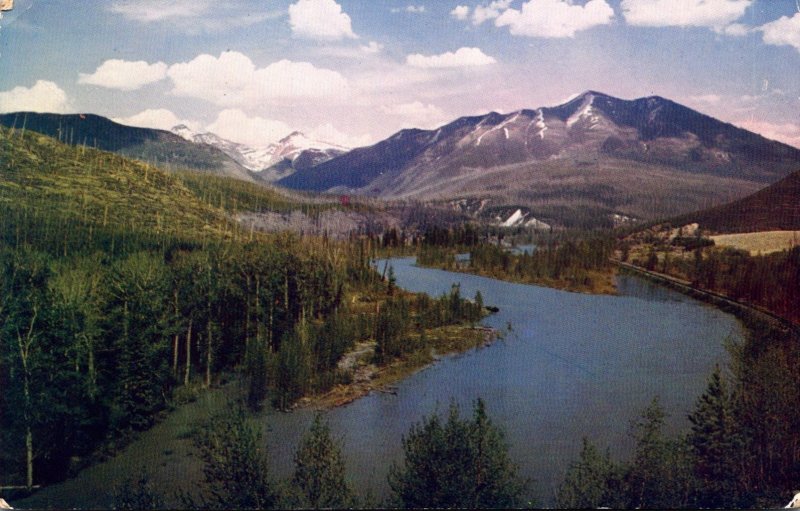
[0,113,346,184]
[171,125,347,181]
[278,91,800,226]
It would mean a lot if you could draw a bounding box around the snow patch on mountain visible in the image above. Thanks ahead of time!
[171,125,348,177]
[566,93,599,128]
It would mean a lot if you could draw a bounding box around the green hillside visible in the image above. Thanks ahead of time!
[0,112,253,181]
[0,125,235,239]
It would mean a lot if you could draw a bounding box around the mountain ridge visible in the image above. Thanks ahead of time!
[277,91,800,225]
[171,125,347,181]
[0,112,255,182]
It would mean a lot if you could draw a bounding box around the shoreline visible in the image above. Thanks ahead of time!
[301,324,500,409]
[415,259,618,296]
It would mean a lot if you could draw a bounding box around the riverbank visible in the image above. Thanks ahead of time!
[303,324,499,409]
[614,260,799,336]
[417,259,617,295]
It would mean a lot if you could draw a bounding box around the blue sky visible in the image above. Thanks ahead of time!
[1,0,799,148]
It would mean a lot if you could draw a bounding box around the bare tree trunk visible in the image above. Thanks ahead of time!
[205,320,212,388]
[172,334,179,377]
[25,427,33,490]
[173,291,179,376]
[184,320,192,386]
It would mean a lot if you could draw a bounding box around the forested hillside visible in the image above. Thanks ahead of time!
[0,126,487,492]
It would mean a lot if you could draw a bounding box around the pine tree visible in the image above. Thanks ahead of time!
[624,397,693,509]
[288,414,355,509]
[688,367,745,507]
[388,399,528,508]
[192,406,278,510]
[556,438,621,508]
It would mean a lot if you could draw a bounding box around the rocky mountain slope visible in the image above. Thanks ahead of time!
[278,91,800,226]
[172,125,347,182]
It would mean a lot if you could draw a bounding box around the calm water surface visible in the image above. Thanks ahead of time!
[18,257,743,507]
[262,257,743,502]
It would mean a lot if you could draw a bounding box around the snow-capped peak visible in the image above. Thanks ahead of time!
[170,125,348,177]
[566,93,598,127]
[171,124,198,141]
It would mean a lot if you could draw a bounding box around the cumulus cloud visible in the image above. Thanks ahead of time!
[78,59,167,91]
[472,0,512,26]
[113,108,198,131]
[735,119,800,148]
[288,0,357,40]
[206,109,292,146]
[360,41,384,54]
[166,51,349,106]
[0,80,71,113]
[621,0,751,29]
[760,13,800,53]
[310,122,373,148]
[406,47,496,68]
[451,5,470,20]
[721,22,750,36]
[495,0,614,38]
[381,101,449,129]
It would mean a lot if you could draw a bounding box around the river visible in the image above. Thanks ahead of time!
[260,257,743,503]
[17,256,743,508]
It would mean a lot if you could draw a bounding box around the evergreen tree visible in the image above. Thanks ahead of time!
[388,399,528,508]
[687,366,744,508]
[111,470,165,510]
[192,406,278,510]
[624,397,693,509]
[556,438,621,509]
[288,414,355,509]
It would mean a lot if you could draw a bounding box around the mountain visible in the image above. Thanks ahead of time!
[0,112,254,182]
[172,126,347,182]
[278,91,800,226]
[673,169,800,233]
[0,123,232,238]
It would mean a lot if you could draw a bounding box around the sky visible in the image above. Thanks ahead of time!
[0,0,799,149]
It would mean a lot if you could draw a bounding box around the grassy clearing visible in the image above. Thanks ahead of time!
[710,231,800,255]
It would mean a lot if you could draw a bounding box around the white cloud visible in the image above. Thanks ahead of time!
[721,22,750,36]
[621,0,751,29]
[406,47,497,68]
[166,51,349,106]
[689,94,722,104]
[495,0,614,38]
[113,108,198,131]
[288,0,357,40]
[0,80,71,113]
[381,101,449,129]
[760,13,800,53]
[392,5,426,14]
[108,0,211,22]
[472,0,512,26]
[310,123,373,148]
[78,59,167,91]
[206,109,292,146]
[735,119,800,148]
[360,41,384,54]
[451,5,470,20]
[107,0,280,32]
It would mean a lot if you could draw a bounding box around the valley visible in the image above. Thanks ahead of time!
[1,81,800,511]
